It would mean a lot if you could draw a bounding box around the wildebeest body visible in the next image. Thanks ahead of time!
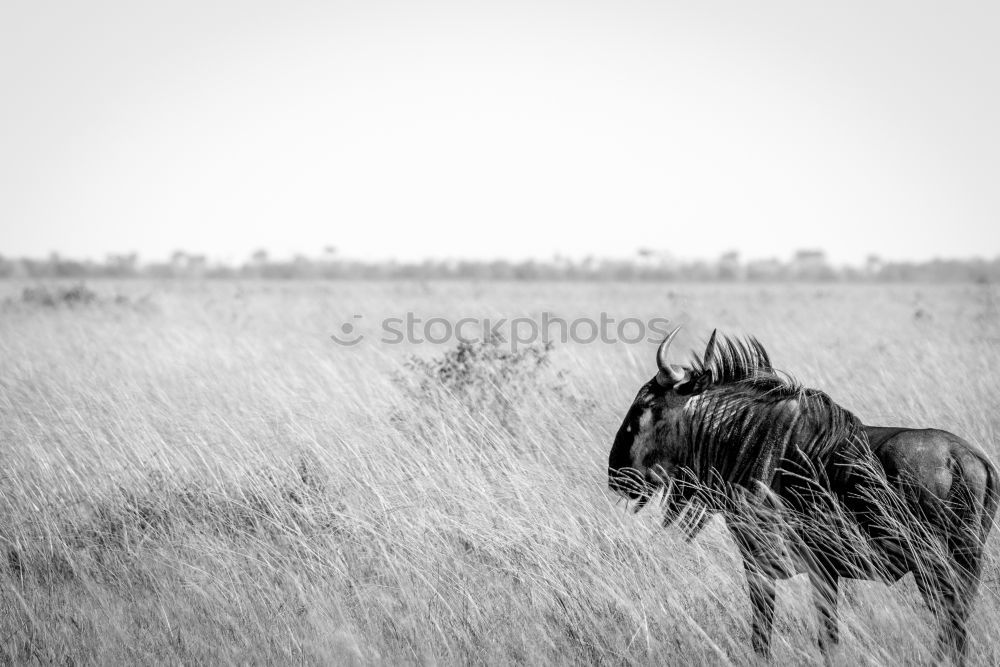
[607,329,998,664]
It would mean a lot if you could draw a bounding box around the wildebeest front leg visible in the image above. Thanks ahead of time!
[743,565,776,657]
[809,570,839,656]
[730,513,781,657]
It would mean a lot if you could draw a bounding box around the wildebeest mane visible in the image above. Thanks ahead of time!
[663,333,866,503]
[690,333,774,385]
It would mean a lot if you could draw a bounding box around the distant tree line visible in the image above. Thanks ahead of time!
[1,249,998,282]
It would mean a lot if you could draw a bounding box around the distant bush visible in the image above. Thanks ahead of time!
[10,283,155,312]
[397,337,594,441]
[404,337,554,402]
[21,283,99,307]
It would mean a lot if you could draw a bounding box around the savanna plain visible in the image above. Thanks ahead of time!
[1,280,999,665]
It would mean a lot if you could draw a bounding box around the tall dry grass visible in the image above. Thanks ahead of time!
[1,280,998,665]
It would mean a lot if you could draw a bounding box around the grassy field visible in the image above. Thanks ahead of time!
[1,280,998,665]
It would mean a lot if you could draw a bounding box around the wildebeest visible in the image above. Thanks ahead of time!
[607,327,997,664]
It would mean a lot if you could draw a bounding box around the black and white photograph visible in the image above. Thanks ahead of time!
[2,1,999,664]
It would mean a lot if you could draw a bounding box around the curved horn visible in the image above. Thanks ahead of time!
[655,325,686,385]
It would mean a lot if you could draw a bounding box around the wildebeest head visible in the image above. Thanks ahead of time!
[607,326,777,529]
[608,327,713,504]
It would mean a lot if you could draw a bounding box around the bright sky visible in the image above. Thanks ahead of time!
[1,0,998,264]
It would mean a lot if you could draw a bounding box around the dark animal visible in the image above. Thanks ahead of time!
[607,327,997,664]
